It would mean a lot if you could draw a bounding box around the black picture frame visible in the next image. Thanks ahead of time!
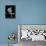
[5,5,16,19]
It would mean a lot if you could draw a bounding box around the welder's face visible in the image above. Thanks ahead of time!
[7,7,12,14]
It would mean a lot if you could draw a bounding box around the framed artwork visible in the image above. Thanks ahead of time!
[18,24,46,41]
[5,5,16,18]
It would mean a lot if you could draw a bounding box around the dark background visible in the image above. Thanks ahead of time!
[5,5,16,18]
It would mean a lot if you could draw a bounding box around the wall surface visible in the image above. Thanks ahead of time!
[0,0,46,45]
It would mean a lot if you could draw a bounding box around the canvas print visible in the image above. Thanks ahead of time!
[18,25,46,41]
[5,5,16,18]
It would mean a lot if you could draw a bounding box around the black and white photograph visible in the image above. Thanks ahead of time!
[5,5,16,18]
[18,25,46,46]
